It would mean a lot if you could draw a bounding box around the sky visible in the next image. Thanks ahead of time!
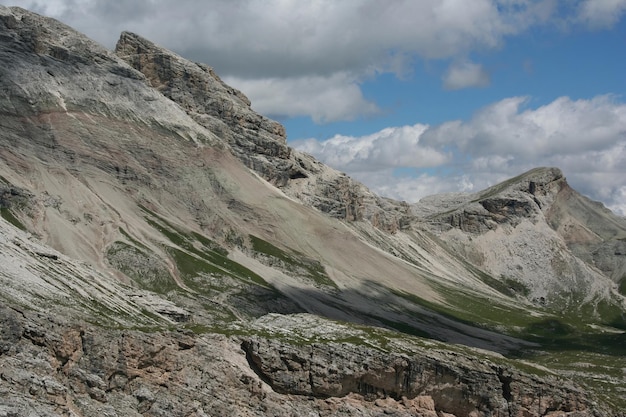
[7,0,626,215]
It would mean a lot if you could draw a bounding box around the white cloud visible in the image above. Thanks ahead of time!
[223,74,379,124]
[352,170,476,204]
[608,185,626,215]
[422,95,626,158]
[431,95,626,213]
[15,0,513,73]
[577,0,626,28]
[292,124,448,172]
[442,60,490,90]
[294,95,626,215]
[5,2,626,214]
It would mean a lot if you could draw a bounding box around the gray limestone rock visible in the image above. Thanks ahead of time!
[0,307,610,417]
[114,30,412,232]
[241,335,594,417]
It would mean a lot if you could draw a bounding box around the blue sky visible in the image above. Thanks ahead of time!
[8,0,626,214]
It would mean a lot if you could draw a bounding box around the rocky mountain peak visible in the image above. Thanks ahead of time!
[115,31,286,141]
[114,29,413,231]
[513,166,564,185]
[414,167,567,231]
[114,30,296,185]
[1,6,113,64]
[473,167,567,221]
[491,166,565,205]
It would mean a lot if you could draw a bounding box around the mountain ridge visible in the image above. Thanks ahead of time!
[413,166,626,305]
[0,6,625,416]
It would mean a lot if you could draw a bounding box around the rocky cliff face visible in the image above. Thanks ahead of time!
[114,31,291,183]
[0,6,625,416]
[242,336,590,417]
[415,167,626,305]
[0,303,601,417]
[114,31,411,232]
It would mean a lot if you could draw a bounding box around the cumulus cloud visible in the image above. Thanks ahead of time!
[222,74,379,124]
[294,95,626,215]
[13,0,513,75]
[9,1,626,213]
[350,170,476,204]
[292,124,449,173]
[442,60,490,90]
[577,0,626,28]
[421,95,626,159]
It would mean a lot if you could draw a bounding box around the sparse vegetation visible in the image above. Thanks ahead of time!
[0,207,27,231]
[118,227,149,250]
[139,205,272,288]
[1,13,624,413]
[502,276,531,296]
[106,240,178,294]
[249,234,337,288]
[619,275,626,296]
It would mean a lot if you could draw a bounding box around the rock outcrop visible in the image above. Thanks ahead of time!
[415,167,626,305]
[0,306,605,417]
[241,336,593,417]
[417,168,565,235]
[115,31,411,232]
[115,31,291,183]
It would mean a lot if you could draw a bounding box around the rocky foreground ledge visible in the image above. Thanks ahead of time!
[1,307,607,417]
[242,336,591,417]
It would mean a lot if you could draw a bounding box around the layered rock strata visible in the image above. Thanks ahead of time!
[115,31,411,232]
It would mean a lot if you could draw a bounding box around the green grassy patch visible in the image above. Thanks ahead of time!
[369,315,431,339]
[139,205,270,288]
[166,246,222,283]
[586,297,626,331]
[165,244,270,288]
[391,283,535,331]
[619,275,626,296]
[477,271,517,297]
[118,227,149,250]
[0,207,27,231]
[250,234,337,288]
[522,318,574,338]
[502,276,531,296]
[388,279,626,358]
[106,240,178,294]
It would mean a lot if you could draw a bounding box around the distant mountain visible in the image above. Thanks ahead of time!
[0,6,624,416]
[415,167,626,305]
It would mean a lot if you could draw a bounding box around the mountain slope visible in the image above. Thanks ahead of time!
[0,6,625,416]
[414,168,626,305]
[0,5,529,350]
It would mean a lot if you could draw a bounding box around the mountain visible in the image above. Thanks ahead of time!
[415,167,626,305]
[0,6,624,416]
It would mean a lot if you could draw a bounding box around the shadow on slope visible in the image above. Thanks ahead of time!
[264,280,626,358]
